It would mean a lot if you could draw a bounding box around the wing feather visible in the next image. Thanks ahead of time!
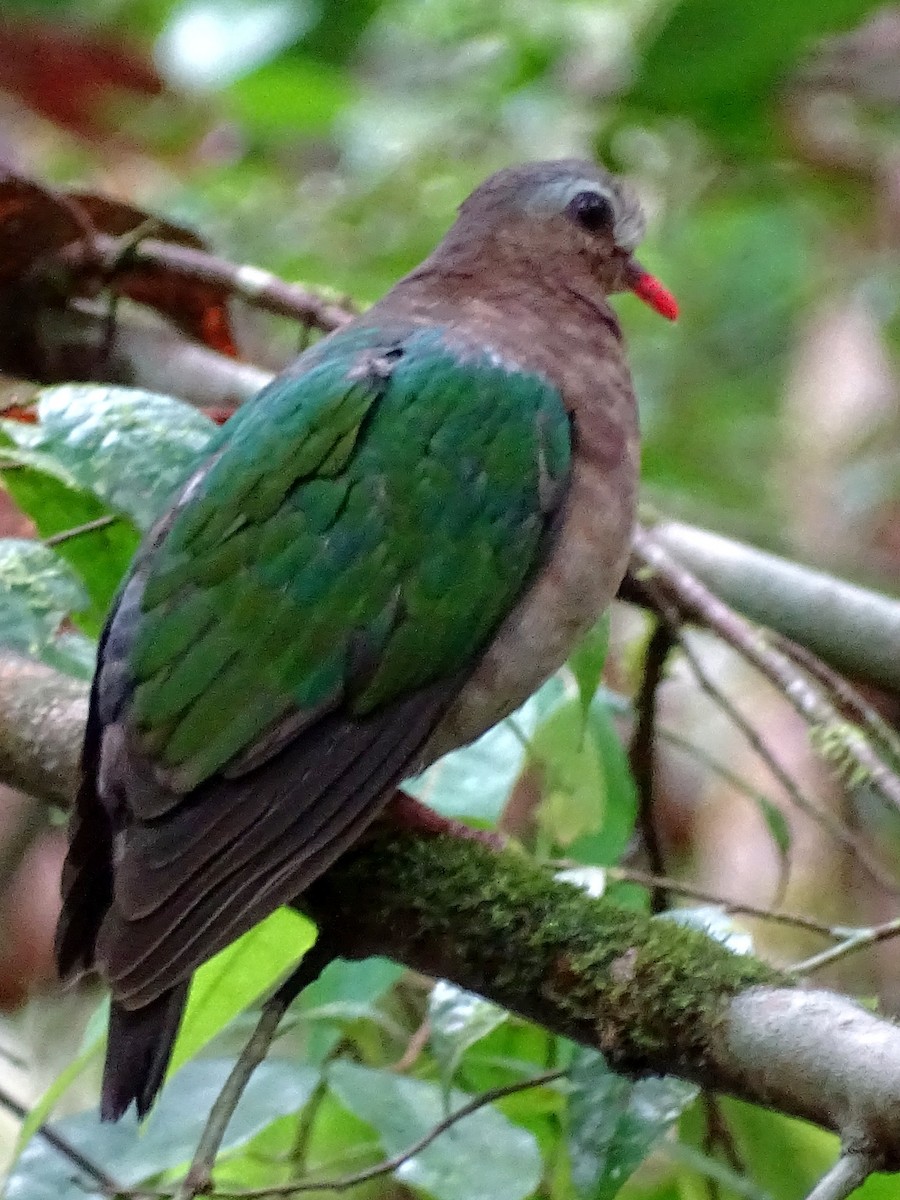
[58,323,573,1009]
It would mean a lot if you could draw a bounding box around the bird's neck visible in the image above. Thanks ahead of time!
[371,250,627,412]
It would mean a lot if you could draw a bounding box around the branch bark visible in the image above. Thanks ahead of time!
[10,652,900,1178]
[649,520,900,694]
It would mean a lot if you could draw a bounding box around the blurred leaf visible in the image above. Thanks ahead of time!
[0,536,85,656]
[567,1048,697,1200]
[0,384,214,629]
[157,0,312,89]
[753,794,791,862]
[428,980,507,1089]
[0,463,138,633]
[531,696,637,864]
[42,628,97,678]
[329,1061,542,1200]
[0,173,83,287]
[666,1140,774,1199]
[2,384,216,530]
[293,956,404,1066]
[229,56,354,134]
[8,1057,319,1200]
[405,675,566,823]
[299,0,382,66]
[629,0,878,153]
[11,1033,104,1167]
[0,17,162,138]
[692,1097,842,1200]
[170,907,316,1075]
[568,616,609,725]
[0,173,238,355]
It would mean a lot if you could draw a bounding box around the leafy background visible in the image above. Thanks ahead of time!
[0,1,897,1198]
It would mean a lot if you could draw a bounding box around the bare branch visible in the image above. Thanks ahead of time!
[632,563,896,895]
[649,520,900,695]
[605,867,838,938]
[62,234,356,334]
[174,940,338,1200]
[195,1071,564,1198]
[3,654,900,1171]
[805,1153,877,1200]
[632,526,900,826]
[44,514,118,547]
[794,915,900,975]
[0,653,84,807]
[33,300,272,408]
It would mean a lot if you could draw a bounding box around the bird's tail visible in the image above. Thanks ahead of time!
[101,983,189,1121]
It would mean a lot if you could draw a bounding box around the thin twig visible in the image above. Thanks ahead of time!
[287,1075,329,1178]
[390,1018,431,1073]
[62,235,356,334]
[701,1092,746,1185]
[633,527,900,826]
[633,565,899,896]
[793,915,900,975]
[44,514,118,547]
[174,939,338,1200]
[644,518,900,695]
[772,633,900,772]
[200,1070,565,1199]
[628,620,673,911]
[676,624,897,895]
[606,867,837,938]
[805,1152,877,1200]
[657,726,792,884]
[0,1081,124,1196]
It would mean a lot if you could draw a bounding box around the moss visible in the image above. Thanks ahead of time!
[306,827,786,1080]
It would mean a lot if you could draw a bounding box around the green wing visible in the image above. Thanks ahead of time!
[64,324,571,1004]
[130,325,570,790]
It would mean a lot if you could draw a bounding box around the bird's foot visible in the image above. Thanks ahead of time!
[381,791,506,851]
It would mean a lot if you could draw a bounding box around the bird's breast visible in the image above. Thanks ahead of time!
[424,343,639,762]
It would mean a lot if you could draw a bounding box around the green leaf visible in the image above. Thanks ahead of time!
[405,675,566,823]
[0,464,138,634]
[428,980,507,1089]
[568,616,609,724]
[170,907,317,1075]
[531,696,637,864]
[293,956,404,1065]
[229,56,354,134]
[0,537,87,662]
[628,0,877,154]
[328,1061,542,1200]
[10,1033,104,1167]
[754,794,792,861]
[7,1058,319,1200]
[689,1098,839,1200]
[567,1048,697,1200]
[2,384,216,531]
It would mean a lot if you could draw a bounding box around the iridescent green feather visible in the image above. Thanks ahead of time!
[128,325,570,791]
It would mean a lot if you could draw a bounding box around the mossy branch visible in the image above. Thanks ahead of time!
[6,651,900,1181]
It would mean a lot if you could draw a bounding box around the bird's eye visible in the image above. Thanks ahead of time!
[567,190,615,235]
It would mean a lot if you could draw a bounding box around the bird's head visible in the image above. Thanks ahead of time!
[449,159,678,321]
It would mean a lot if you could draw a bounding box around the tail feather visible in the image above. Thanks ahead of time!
[101,984,189,1121]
